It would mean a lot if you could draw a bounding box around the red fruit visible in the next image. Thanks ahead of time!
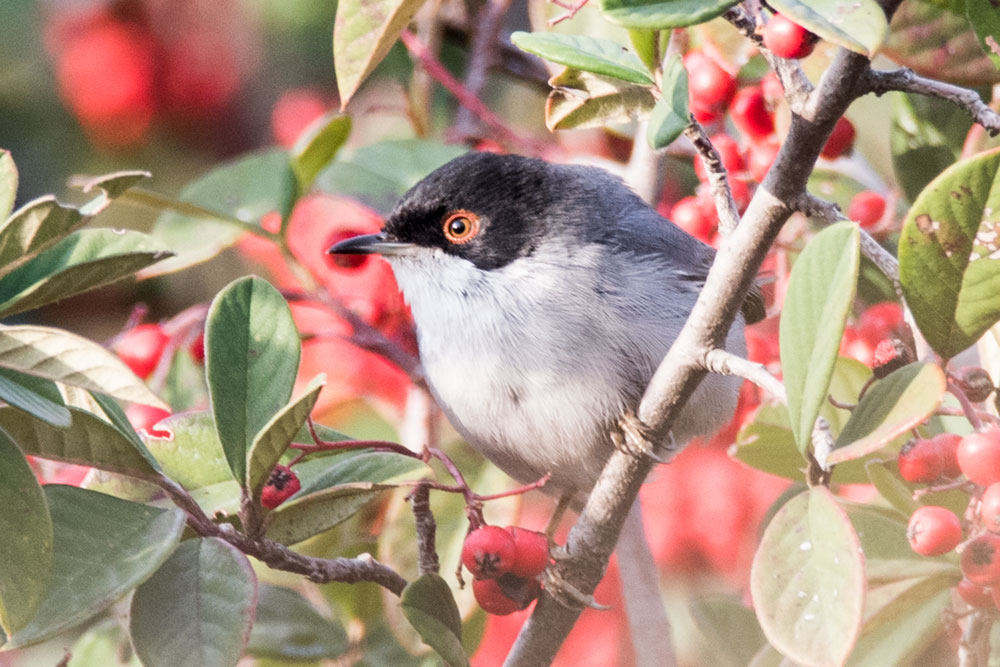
[730,87,774,141]
[685,51,737,119]
[821,117,856,159]
[858,302,904,346]
[981,483,1000,533]
[189,331,205,364]
[669,196,717,243]
[898,439,944,483]
[694,134,744,182]
[871,338,910,379]
[958,428,1000,486]
[760,71,784,105]
[462,526,517,579]
[506,527,550,578]
[747,140,780,182]
[763,13,818,59]
[957,578,994,608]
[729,177,752,214]
[907,506,962,556]
[160,32,241,119]
[271,88,328,149]
[125,404,171,438]
[962,535,1000,585]
[847,191,886,230]
[839,325,876,365]
[260,465,301,509]
[115,324,170,379]
[933,432,963,478]
[473,576,536,615]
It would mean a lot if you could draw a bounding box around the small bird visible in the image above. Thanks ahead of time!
[329,151,761,501]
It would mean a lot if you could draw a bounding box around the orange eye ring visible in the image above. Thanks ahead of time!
[443,211,481,244]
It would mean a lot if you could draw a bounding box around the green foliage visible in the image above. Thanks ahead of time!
[289,113,352,197]
[400,574,468,667]
[646,55,689,149]
[247,585,349,661]
[599,0,739,30]
[768,0,888,56]
[511,32,654,84]
[545,69,656,131]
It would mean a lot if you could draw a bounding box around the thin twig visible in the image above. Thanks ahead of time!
[949,381,985,431]
[548,0,589,26]
[453,0,513,142]
[704,348,786,401]
[408,482,440,575]
[683,121,741,235]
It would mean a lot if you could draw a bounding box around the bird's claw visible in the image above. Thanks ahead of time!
[543,546,611,611]
[613,412,667,462]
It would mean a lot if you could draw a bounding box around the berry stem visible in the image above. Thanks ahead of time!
[948,380,984,431]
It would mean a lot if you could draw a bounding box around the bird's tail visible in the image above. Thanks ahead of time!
[617,500,677,667]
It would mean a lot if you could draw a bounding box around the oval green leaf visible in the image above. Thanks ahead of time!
[829,363,946,465]
[401,573,468,667]
[0,367,70,427]
[750,487,865,667]
[4,486,185,649]
[0,197,84,280]
[142,150,295,278]
[899,148,1000,358]
[246,374,325,498]
[0,228,173,319]
[207,277,300,484]
[334,0,428,107]
[780,221,860,452]
[141,411,232,489]
[599,0,739,30]
[290,113,351,195]
[130,538,257,667]
[0,432,52,636]
[864,460,920,518]
[844,503,958,582]
[891,93,971,204]
[646,54,688,149]
[0,150,16,221]
[545,69,655,132]
[768,0,888,56]
[247,585,349,661]
[967,0,1000,70]
[511,32,654,85]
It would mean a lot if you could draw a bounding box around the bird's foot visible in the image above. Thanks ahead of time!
[612,412,667,463]
[544,546,611,611]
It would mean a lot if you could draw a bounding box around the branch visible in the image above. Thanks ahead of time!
[156,475,408,596]
[866,68,1000,137]
[683,121,741,235]
[453,0,513,142]
[408,482,440,575]
[705,348,786,401]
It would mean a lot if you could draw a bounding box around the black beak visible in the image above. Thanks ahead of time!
[326,232,414,256]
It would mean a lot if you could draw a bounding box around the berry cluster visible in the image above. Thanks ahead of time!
[462,525,550,615]
[666,35,856,247]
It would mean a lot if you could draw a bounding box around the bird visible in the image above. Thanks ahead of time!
[328,150,761,502]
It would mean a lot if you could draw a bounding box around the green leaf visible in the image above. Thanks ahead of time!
[0,197,84,280]
[73,169,153,203]
[967,0,1000,70]
[768,0,888,56]
[401,573,468,667]
[140,412,233,488]
[67,620,142,667]
[89,391,156,461]
[627,29,660,72]
[599,0,739,30]
[130,538,256,667]
[865,460,920,517]
[844,503,959,582]
[848,578,952,666]
[0,367,70,427]
[891,93,972,203]
[246,374,325,499]
[207,277,300,484]
[0,406,160,478]
[0,150,16,221]
[750,487,865,667]
[142,150,296,278]
[545,69,656,131]
[885,1,1000,85]
[780,221,860,452]
[0,432,52,636]
[3,486,185,649]
[829,363,946,464]
[247,585,349,661]
[898,147,1000,358]
[646,54,688,149]
[0,229,173,319]
[333,0,429,106]
[314,139,466,215]
[290,113,352,195]
[511,32,653,84]
[689,596,767,667]
[265,451,431,545]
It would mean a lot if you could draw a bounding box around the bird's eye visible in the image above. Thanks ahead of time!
[443,211,480,244]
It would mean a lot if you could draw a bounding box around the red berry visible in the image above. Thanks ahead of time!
[847,191,886,230]
[260,465,301,509]
[907,506,962,556]
[898,439,944,483]
[957,578,994,608]
[962,535,1000,585]
[858,302,904,346]
[694,134,744,182]
[933,432,963,478]
[472,575,538,615]
[760,72,784,105]
[730,87,774,141]
[125,404,171,438]
[958,428,1000,486]
[763,13,818,59]
[271,88,328,149]
[821,117,856,159]
[115,324,170,379]
[685,51,737,120]
[981,483,1000,533]
[871,338,911,379]
[462,526,517,579]
[747,140,780,182]
[669,196,717,244]
[506,527,550,578]
[729,176,752,214]
[189,331,205,364]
